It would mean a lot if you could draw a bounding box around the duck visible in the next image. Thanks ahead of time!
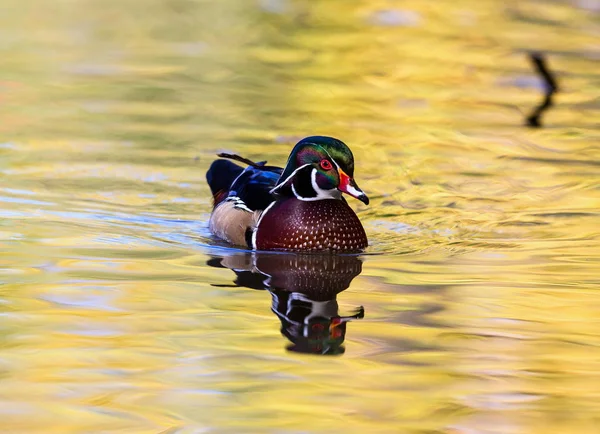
[206,136,369,252]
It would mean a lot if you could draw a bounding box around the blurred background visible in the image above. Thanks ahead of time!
[1,0,599,433]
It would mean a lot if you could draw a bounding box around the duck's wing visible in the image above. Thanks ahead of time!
[228,164,282,211]
[206,154,282,211]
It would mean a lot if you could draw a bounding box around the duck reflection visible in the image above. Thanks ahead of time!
[207,253,364,355]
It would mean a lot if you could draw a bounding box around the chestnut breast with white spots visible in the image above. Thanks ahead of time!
[254,198,368,252]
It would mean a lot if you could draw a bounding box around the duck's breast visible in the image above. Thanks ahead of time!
[254,198,367,252]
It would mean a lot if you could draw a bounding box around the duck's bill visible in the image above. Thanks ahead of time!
[338,170,369,205]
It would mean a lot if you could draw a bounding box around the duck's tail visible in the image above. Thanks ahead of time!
[216,153,266,168]
[206,158,245,207]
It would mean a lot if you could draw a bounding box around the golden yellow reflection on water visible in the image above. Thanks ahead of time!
[1,0,599,432]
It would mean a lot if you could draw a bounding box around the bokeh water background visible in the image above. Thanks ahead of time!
[1,0,599,432]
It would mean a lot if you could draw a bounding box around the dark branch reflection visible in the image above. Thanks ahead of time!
[207,253,364,355]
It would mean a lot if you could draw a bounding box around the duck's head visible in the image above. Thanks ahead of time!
[271,136,369,205]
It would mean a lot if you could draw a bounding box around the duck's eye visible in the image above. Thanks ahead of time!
[320,159,333,170]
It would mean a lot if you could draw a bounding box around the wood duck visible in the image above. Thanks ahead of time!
[206,136,369,252]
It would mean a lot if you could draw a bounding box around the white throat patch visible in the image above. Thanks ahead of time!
[291,168,341,202]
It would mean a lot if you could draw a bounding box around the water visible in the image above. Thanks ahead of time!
[1,0,599,432]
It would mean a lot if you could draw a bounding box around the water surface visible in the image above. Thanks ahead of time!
[1,0,599,433]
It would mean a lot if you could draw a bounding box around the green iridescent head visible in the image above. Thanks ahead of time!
[271,136,369,204]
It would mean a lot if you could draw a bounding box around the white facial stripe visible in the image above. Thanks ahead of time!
[270,163,312,194]
[319,149,348,177]
[291,168,341,201]
[311,169,341,199]
[330,156,341,171]
[314,145,336,167]
[328,156,363,197]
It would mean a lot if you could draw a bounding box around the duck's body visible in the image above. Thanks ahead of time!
[206,136,369,252]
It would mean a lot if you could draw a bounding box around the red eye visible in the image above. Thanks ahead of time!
[320,159,333,170]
